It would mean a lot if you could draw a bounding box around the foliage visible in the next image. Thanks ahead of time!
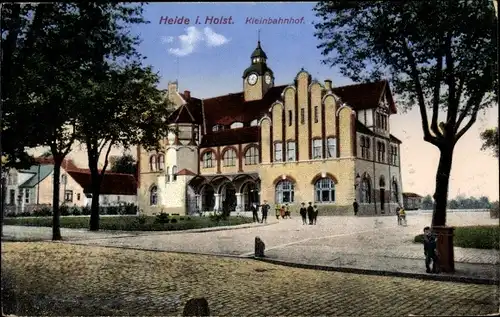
[4,216,253,231]
[314,0,498,227]
[480,127,499,157]
[154,212,170,224]
[111,154,137,175]
[421,195,434,210]
[490,201,499,218]
[414,225,499,249]
[421,194,492,210]
[5,203,138,218]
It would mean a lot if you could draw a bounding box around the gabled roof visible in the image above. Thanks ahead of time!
[176,168,197,176]
[333,80,397,114]
[202,85,287,128]
[67,170,137,195]
[19,165,55,188]
[200,126,260,148]
[167,97,203,125]
[403,192,423,198]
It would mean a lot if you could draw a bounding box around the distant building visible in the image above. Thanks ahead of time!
[402,192,423,210]
[138,40,404,216]
[5,157,137,214]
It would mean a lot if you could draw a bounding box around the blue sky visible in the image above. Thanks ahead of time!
[133,2,353,97]
[124,2,499,200]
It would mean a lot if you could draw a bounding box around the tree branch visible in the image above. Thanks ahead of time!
[431,52,444,138]
[401,39,439,146]
[455,71,465,105]
[99,141,114,179]
[444,33,458,128]
[455,99,482,142]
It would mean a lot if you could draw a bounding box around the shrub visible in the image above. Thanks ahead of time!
[155,212,170,224]
[490,201,499,219]
[60,206,70,216]
[136,215,147,225]
[106,206,119,215]
[414,225,499,250]
[170,218,178,224]
[81,207,91,215]
[179,217,185,221]
[71,207,82,216]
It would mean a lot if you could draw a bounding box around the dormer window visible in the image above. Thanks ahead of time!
[230,122,244,129]
[212,124,224,132]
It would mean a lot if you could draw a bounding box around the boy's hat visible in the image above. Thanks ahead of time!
[423,226,430,231]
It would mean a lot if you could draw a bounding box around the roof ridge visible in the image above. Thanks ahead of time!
[202,84,288,101]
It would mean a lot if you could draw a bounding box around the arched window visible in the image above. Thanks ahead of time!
[250,119,258,126]
[360,176,371,203]
[275,180,294,204]
[158,154,165,171]
[202,151,214,168]
[314,178,336,203]
[172,166,178,181]
[150,186,158,206]
[166,167,170,182]
[230,122,244,129]
[379,175,386,188]
[223,149,237,167]
[392,180,399,202]
[244,147,259,165]
[149,155,157,172]
[326,137,337,158]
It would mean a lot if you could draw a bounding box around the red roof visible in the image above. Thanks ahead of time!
[35,156,82,171]
[176,168,197,176]
[167,97,203,125]
[67,170,137,195]
[202,85,287,128]
[333,80,397,114]
[200,126,260,147]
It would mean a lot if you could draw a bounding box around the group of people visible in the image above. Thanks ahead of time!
[249,201,319,225]
[396,206,407,225]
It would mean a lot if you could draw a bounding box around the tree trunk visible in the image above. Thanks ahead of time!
[52,157,63,240]
[432,146,454,227]
[1,173,6,238]
[88,157,101,231]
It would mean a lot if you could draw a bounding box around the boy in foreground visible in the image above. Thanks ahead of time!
[423,226,439,273]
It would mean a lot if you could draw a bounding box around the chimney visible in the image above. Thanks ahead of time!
[168,81,178,95]
[324,79,332,91]
[184,90,191,100]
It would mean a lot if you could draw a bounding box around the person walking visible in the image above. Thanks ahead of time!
[250,203,259,223]
[353,200,359,216]
[285,203,291,219]
[313,205,319,225]
[307,202,314,225]
[423,226,439,273]
[299,202,307,225]
[396,206,401,225]
[260,201,270,224]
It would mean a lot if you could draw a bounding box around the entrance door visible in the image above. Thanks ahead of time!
[202,186,215,211]
[225,187,236,211]
[380,189,385,213]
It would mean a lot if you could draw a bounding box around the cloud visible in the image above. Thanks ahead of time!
[163,26,230,57]
[203,27,229,47]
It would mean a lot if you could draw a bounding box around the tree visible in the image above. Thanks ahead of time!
[111,154,137,175]
[314,0,497,227]
[480,127,499,157]
[78,63,172,231]
[421,195,434,210]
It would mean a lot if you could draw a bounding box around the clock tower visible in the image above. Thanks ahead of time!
[242,41,274,102]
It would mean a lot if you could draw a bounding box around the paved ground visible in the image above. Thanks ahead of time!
[2,242,498,316]
[3,212,499,281]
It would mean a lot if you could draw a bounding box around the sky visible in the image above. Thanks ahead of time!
[39,2,499,201]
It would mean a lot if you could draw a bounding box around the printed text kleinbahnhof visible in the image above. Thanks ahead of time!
[246,17,305,24]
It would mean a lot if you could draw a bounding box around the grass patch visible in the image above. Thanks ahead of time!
[4,215,254,231]
[414,225,500,250]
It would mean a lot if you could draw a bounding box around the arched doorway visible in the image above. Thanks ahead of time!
[220,182,237,212]
[201,185,215,211]
[241,181,259,210]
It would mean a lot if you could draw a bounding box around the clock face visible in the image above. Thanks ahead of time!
[247,73,258,85]
[265,73,272,85]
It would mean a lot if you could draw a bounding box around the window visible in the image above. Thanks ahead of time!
[203,152,214,168]
[250,119,258,126]
[9,189,15,205]
[391,146,398,165]
[61,174,67,185]
[377,141,386,162]
[150,186,158,206]
[360,136,366,158]
[314,178,335,203]
[314,106,319,123]
[376,113,381,128]
[149,155,157,171]
[360,136,371,159]
[166,167,171,182]
[300,108,305,124]
[172,166,178,181]
[158,154,165,171]
[223,149,237,167]
[77,193,81,201]
[64,190,73,202]
[381,143,386,162]
[288,110,293,126]
[275,180,294,203]
[312,139,323,159]
[360,177,371,203]
[365,138,371,159]
[286,141,296,161]
[230,122,244,129]
[392,181,399,202]
[212,125,224,132]
[244,147,259,165]
[24,190,30,204]
[326,138,337,158]
[274,142,283,162]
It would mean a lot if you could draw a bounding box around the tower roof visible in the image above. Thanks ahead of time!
[250,41,267,59]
